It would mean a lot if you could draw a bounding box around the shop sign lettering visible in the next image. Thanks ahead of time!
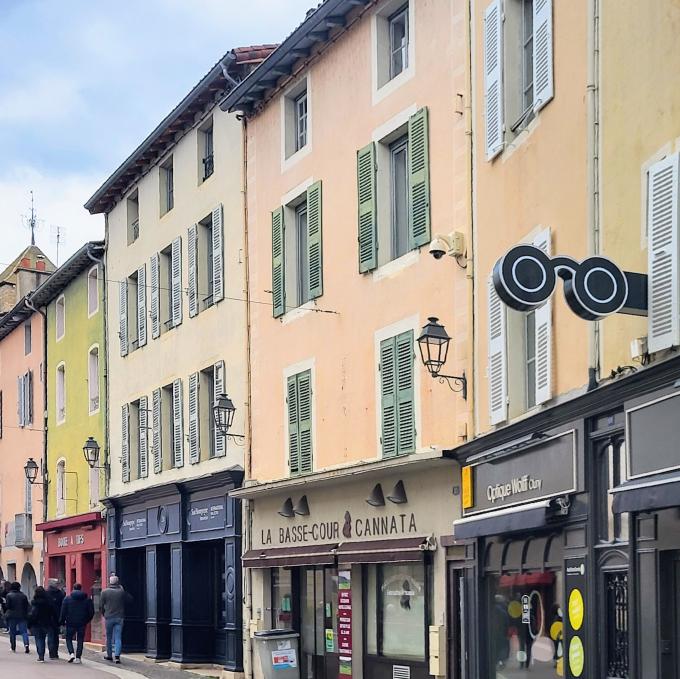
[486,475,543,504]
[57,534,85,548]
[120,512,147,540]
[188,498,227,532]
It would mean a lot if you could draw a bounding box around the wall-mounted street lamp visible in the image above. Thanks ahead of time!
[24,457,42,485]
[417,317,467,399]
[83,436,108,470]
[213,394,245,440]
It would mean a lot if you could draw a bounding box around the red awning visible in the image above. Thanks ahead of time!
[336,537,434,564]
[36,512,102,532]
[242,543,337,568]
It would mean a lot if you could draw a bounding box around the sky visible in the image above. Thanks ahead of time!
[0,0,314,269]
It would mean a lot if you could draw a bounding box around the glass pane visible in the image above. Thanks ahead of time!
[315,569,325,655]
[271,568,294,629]
[391,139,409,260]
[389,9,408,79]
[366,565,378,655]
[381,562,426,660]
[487,571,564,679]
[301,568,316,655]
[296,203,309,305]
[325,568,339,654]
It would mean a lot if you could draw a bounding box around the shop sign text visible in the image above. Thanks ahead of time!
[487,474,543,504]
[57,534,85,548]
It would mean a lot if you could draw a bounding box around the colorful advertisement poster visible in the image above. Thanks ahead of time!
[338,569,352,677]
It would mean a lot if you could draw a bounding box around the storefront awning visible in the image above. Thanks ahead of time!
[611,473,680,514]
[453,500,553,540]
[242,543,337,568]
[336,537,434,564]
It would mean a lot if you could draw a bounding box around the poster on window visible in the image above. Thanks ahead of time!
[338,569,352,677]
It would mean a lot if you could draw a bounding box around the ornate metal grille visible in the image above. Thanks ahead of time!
[605,571,629,678]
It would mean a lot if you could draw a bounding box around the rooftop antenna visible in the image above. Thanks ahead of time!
[21,191,42,246]
[50,225,67,267]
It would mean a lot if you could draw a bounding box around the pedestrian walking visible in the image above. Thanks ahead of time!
[45,578,65,659]
[100,575,131,664]
[5,581,30,653]
[60,583,94,664]
[28,586,57,662]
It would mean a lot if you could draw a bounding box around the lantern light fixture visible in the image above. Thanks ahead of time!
[417,317,467,399]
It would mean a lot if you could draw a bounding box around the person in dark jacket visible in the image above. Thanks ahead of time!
[60,583,95,663]
[28,586,57,662]
[5,581,30,653]
[0,580,10,630]
[46,578,65,659]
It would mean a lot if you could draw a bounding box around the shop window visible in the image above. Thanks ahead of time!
[486,570,564,678]
[366,562,429,661]
[597,438,629,543]
[271,568,294,629]
[604,571,629,678]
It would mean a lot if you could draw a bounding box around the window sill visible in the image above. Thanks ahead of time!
[281,300,317,325]
[373,66,414,105]
[282,142,312,172]
[501,112,542,163]
[371,249,419,282]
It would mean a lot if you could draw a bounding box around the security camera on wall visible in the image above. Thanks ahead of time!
[429,232,465,260]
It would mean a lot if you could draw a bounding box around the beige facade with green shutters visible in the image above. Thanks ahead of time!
[222,1,472,678]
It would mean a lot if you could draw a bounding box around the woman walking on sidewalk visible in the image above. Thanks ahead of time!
[28,586,57,662]
[5,581,30,653]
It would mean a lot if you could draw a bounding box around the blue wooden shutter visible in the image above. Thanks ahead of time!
[272,207,285,318]
[408,108,431,249]
[357,142,378,273]
[307,181,323,299]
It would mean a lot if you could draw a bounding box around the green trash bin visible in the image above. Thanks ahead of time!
[254,629,301,679]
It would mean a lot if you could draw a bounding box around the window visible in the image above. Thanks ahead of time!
[200,119,214,181]
[159,245,173,331]
[283,78,310,160]
[156,238,184,329]
[17,370,33,427]
[379,330,415,457]
[56,364,66,423]
[56,295,65,340]
[287,369,312,476]
[127,270,139,350]
[196,362,225,461]
[160,157,174,215]
[357,108,430,272]
[171,378,184,468]
[87,265,99,316]
[56,460,65,516]
[366,562,429,661]
[271,568,294,630]
[190,207,224,315]
[484,0,553,160]
[127,191,139,244]
[161,383,175,471]
[272,182,323,317]
[24,321,31,355]
[389,5,409,80]
[88,347,100,413]
[597,439,629,543]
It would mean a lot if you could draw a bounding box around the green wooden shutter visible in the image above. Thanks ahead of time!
[357,142,377,272]
[408,107,431,249]
[287,375,299,475]
[395,330,416,454]
[380,337,397,458]
[297,370,313,473]
[272,207,286,318]
[306,181,323,299]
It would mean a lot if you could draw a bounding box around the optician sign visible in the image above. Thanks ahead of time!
[493,245,648,320]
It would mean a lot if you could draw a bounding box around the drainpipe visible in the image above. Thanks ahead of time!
[24,296,48,525]
[586,0,601,388]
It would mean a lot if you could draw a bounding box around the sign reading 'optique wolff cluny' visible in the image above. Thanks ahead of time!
[493,245,648,320]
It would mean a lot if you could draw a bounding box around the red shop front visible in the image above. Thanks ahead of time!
[36,512,107,644]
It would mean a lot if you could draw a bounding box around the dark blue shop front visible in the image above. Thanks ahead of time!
[104,469,242,671]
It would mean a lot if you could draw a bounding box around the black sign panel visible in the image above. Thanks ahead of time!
[188,497,227,533]
[120,510,147,541]
[464,431,577,515]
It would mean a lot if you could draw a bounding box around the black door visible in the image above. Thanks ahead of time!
[119,548,146,652]
[448,564,467,679]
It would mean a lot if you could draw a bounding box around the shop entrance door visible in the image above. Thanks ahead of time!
[448,565,468,679]
[660,551,680,679]
[300,566,338,679]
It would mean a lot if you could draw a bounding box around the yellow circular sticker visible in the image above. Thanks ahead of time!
[568,588,584,631]
[508,600,522,619]
[550,620,563,641]
[568,636,585,677]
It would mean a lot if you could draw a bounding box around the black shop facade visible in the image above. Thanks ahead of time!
[104,469,242,673]
[445,355,680,679]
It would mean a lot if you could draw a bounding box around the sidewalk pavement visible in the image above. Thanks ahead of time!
[0,632,216,679]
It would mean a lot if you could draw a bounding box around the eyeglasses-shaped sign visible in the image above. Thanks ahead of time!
[493,245,648,320]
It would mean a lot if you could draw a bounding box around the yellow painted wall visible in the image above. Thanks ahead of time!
[46,264,106,519]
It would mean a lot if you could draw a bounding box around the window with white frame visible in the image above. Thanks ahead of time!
[160,156,174,215]
[127,190,140,244]
[388,5,409,80]
[17,370,33,427]
[375,1,413,91]
[188,205,224,316]
[283,78,310,160]
[295,91,308,152]
[56,295,65,340]
[88,347,100,413]
[483,0,554,160]
[87,265,99,315]
[199,118,214,182]
[56,460,65,516]
[56,364,66,423]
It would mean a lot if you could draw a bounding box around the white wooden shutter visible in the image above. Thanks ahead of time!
[647,153,680,352]
[138,395,148,478]
[171,236,183,328]
[188,224,199,318]
[533,229,552,405]
[532,0,554,113]
[213,360,226,458]
[150,254,160,339]
[212,204,224,303]
[484,0,504,161]
[172,378,184,468]
[137,264,147,347]
[119,280,128,356]
[188,372,200,464]
[121,403,130,482]
[152,388,162,474]
[488,276,508,424]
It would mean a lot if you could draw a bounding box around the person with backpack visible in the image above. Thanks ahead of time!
[5,581,30,653]
[28,586,57,662]
[60,583,95,663]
